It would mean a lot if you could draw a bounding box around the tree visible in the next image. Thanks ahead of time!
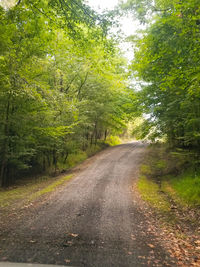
[0,1,131,186]
[127,0,200,148]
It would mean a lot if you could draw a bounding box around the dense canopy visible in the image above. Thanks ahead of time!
[0,0,133,186]
[127,0,200,148]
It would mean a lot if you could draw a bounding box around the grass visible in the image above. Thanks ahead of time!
[0,143,106,209]
[57,144,106,171]
[138,145,200,212]
[138,175,170,212]
[66,151,87,168]
[0,176,49,208]
[30,174,73,200]
[162,172,200,207]
[0,174,73,208]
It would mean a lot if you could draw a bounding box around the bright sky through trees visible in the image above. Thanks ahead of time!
[87,0,117,11]
[87,0,139,35]
[87,0,138,60]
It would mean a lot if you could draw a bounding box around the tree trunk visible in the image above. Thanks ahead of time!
[0,95,10,187]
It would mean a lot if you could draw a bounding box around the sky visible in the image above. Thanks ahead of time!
[87,0,118,11]
[87,0,136,35]
[86,0,139,60]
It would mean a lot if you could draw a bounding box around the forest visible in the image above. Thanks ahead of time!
[0,0,135,187]
[0,0,200,187]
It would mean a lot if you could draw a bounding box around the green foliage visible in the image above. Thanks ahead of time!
[128,0,200,149]
[66,151,87,168]
[85,144,103,156]
[121,0,174,23]
[105,135,121,146]
[0,1,132,187]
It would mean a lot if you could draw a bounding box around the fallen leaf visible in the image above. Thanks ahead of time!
[138,256,146,259]
[147,244,155,248]
[70,233,78,237]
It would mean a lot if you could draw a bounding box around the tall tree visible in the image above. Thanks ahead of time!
[0,1,131,186]
[126,0,200,147]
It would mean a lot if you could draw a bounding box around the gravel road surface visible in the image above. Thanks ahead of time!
[0,142,175,266]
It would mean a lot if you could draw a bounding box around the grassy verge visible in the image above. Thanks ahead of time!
[137,144,200,266]
[138,175,170,213]
[0,142,109,209]
[0,174,73,208]
[137,144,200,231]
[162,172,200,207]
[138,144,200,209]
[30,174,73,200]
[57,143,108,172]
[138,170,200,211]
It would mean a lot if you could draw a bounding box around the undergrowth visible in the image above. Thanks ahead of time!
[163,172,200,206]
[57,143,108,172]
[138,144,200,208]
[0,142,108,208]
[137,143,200,230]
[105,135,121,146]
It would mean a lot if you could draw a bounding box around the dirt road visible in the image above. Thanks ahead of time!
[0,142,175,266]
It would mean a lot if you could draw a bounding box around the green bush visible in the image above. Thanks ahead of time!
[66,151,87,168]
[86,145,101,156]
[105,136,121,146]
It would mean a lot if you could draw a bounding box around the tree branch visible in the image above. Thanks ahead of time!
[16,0,22,6]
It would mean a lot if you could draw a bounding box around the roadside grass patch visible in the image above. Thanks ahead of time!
[0,176,50,208]
[57,144,106,171]
[30,174,73,200]
[0,175,73,208]
[138,174,170,213]
[162,172,200,207]
[137,144,200,231]
[138,145,200,208]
